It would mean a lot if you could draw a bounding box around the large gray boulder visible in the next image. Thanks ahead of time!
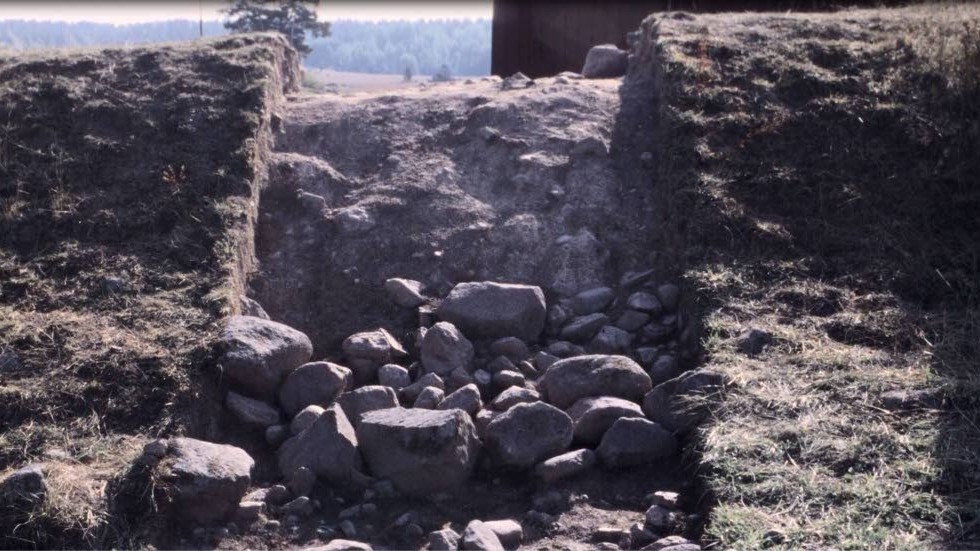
[581,44,628,79]
[218,316,313,398]
[461,520,505,551]
[278,404,363,484]
[596,418,677,469]
[421,322,474,376]
[483,402,572,469]
[150,437,254,523]
[437,282,546,341]
[566,396,644,444]
[356,408,480,496]
[540,355,652,409]
[278,361,352,416]
[337,386,399,428]
[642,369,727,433]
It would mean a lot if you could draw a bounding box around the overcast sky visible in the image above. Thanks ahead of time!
[0,1,493,24]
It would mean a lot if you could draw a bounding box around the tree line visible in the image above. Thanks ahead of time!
[0,18,491,76]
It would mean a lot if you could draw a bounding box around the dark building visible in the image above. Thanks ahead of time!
[491,0,907,78]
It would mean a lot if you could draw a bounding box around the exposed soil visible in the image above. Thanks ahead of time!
[253,75,662,355]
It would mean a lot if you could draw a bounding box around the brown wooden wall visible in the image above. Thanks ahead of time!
[491,0,909,78]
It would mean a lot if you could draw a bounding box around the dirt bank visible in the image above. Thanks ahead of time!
[0,33,298,547]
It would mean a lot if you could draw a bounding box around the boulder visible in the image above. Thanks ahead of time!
[493,370,525,391]
[649,355,680,386]
[338,386,399,427]
[642,370,727,432]
[461,520,505,551]
[278,404,362,484]
[218,316,313,398]
[645,504,678,532]
[336,205,375,233]
[421,322,474,376]
[560,313,609,342]
[290,405,325,435]
[385,278,427,308]
[540,355,652,409]
[489,337,530,363]
[401,372,446,404]
[484,402,573,469]
[656,284,682,313]
[414,386,445,409]
[639,322,676,345]
[0,464,46,511]
[225,391,280,428]
[289,466,316,497]
[357,408,480,496]
[266,424,290,446]
[534,448,596,483]
[429,528,461,550]
[310,540,374,551]
[616,310,651,332]
[474,409,500,440]
[566,396,644,444]
[544,229,609,296]
[626,292,663,315]
[150,437,253,523]
[546,340,587,358]
[589,325,633,354]
[378,364,412,390]
[491,387,540,411]
[645,536,701,551]
[596,418,677,469]
[239,296,270,319]
[581,44,629,79]
[737,327,772,356]
[532,351,560,372]
[485,355,514,374]
[483,519,523,549]
[501,71,533,90]
[343,329,408,383]
[438,383,483,416]
[278,361,352,417]
[571,287,615,315]
[437,282,546,341]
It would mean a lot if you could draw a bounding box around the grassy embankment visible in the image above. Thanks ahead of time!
[636,5,979,549]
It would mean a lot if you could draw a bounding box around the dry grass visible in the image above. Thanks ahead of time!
[634,4,980,549]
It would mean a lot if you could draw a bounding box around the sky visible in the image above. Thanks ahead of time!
[0,1,493,24]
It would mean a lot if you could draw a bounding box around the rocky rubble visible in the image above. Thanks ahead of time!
[109,270,717,548]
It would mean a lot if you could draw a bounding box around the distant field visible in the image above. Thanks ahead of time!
[302,67,443,93]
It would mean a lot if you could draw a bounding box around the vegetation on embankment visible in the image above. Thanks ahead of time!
[0,33,298,547]
[633,5,980,549]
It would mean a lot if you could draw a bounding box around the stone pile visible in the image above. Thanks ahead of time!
[113,272,721,548]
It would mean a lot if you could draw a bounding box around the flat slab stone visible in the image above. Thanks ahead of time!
[356,408,480,496]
